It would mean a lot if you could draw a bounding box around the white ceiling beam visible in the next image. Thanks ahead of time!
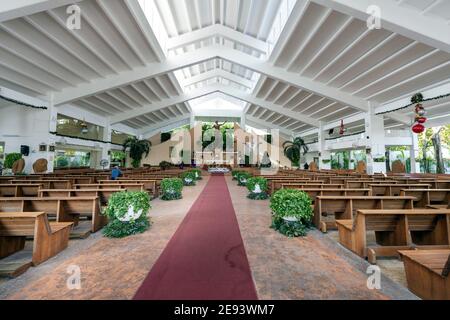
[166,24,268,54]
[110,86,217,124]
[311,0,450,53]
[246,116,293,138]
[0,0,83,22]
[140,116,190,138]
[181,69,254,89]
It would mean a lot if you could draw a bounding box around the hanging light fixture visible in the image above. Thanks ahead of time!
[339,119,346,135]
[80,118,89,134]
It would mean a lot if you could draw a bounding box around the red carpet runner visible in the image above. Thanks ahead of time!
[133,175,258,300]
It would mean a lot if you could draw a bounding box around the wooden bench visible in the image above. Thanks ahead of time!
[74,183,145,192]
[281,183,344,191]
[9,180,71,189]
[39,189,123,206]
[0,184,42,197]
[98,180,157,196]
[398,249,450,300]
[0,197,104,234]
[314,196,415,232]
[336,209,450,264]
[280,188,371,204]
[0,212,72,274]
[400,189,450,208]
[369,184,431,196]
[345,180,392,189]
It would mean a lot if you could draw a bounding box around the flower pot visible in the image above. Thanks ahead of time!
[282,216,299,222]
[253,184,262,194]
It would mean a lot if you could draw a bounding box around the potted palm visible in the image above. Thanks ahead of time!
[283,137,309,168]
[122,137,151,168]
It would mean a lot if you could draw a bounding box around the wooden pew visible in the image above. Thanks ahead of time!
[336,209,450,264]
[398,249,450,300]
[74,183,145,192]
[400,189,450,208]
[280,188,371,204]
[314,196,415,232]
[345,180,392,189]
[9,180,71,189]
[281,183,344,191]
[369,184,431,196]
[0,197,104,234]
[39,189,123,206]
[0,184,42,197]
[0,212,72,274]
[98,180,157,196]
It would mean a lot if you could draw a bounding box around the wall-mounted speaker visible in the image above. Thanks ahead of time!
[328,129,334,135]
[20,145,30,156]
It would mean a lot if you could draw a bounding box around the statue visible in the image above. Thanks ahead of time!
[212,121,226,130]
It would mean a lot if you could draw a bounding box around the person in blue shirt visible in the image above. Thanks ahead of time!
[111,166,122,180]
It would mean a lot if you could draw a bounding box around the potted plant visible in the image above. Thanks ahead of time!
[270,189,313,237]
[246,177,269,200]
[180,171,196,186]
[4,153,22,175]
[190,169,202,180]
[159,160,173,170]
[160,178,183,200]
[236,172,252,186]
[283,137,309,168]
[231,170,243,180]
[102,191,151,238]
[122,137,151,168]
[373,156,386,162]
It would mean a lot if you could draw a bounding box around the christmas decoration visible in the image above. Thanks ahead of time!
[411,93,427,134]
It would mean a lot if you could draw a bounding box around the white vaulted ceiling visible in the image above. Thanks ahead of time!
[0,0,449,136]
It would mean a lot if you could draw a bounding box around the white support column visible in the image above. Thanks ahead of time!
[47,93,57,173]
[318,122,330,170]
[101,121,112,169]
[190,113,196,129]
[410,131,420,173]
[365,104,387,174]
[240,113,246,130]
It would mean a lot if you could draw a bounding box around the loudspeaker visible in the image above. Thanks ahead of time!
[20,145,30,156]
[328,128,334,135]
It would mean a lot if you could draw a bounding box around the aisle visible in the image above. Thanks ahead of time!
[133,175,257,300]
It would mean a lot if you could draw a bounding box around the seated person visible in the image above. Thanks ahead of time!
[111,166,123,180]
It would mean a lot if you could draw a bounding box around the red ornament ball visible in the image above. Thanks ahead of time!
[412,123,425,134]
[416,117,427,124]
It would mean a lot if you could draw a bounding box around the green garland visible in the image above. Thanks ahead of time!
[376,92,450,115]
[50,132,122,146]
[0,95,47,110]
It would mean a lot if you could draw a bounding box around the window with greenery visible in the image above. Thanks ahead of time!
[56,114,104,141]
[54,149,91,168]
[110,150,126,167]
[111,130,134,145]
[0,142,4,162]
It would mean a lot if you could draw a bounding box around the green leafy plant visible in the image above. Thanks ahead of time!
[283,137,309,167]
[161,132,172,143]
[190,169,202,180]
[123,137,151,168]
[180,171,196,186]
[160,178,183,200]
[270,189,313,237]
[4,153,22,169]
[102,191,151,238]
[246,177,269,200]
[236,172,252,186]
[373,156,386,163]
[232,170,243,180]
[159,160,173,170]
